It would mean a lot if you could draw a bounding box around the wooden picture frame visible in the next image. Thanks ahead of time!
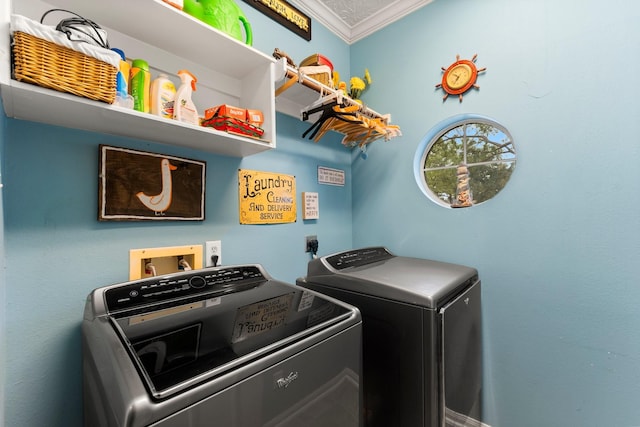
[241,0,311,41]
[99,145,206,221]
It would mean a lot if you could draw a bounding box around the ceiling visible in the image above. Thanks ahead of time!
[289,0,433,44]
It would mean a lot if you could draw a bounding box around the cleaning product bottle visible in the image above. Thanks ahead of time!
[151,74,176,119]
[173,69,199,125]
[111,48,129,99]
[111,48,134,109]
[130,59,151,113]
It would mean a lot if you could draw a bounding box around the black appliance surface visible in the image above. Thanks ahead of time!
[83,264,362,427]
[297,247,482,427]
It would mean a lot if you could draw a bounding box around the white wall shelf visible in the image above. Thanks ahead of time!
[0,0,276,157]
[273,59,389,123]
[273,59,400,149]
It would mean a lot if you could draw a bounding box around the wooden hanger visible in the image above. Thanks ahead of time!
[302,102,362,141]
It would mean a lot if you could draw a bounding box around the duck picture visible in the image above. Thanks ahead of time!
[136,158,178,215]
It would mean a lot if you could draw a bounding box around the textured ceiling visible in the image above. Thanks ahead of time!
[289,0,433,44]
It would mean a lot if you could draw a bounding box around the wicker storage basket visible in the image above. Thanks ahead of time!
[299,65,332,87]
[12,31,117,104]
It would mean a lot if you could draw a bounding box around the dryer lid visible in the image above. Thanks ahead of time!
[302,247,478,308]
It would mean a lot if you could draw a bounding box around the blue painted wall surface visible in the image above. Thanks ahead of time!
[0,90,6,427]
[1,5,351,426]
[351,0,640,425]
[4,0,640,426]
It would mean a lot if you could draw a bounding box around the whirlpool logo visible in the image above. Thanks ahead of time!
[276,371,299,389]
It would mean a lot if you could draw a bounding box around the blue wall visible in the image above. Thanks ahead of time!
[351,0,640,425]
[4,0,640,426]
[1,5,352,426]
[0,84,6,427]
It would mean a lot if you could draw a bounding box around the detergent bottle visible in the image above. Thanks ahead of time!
[111,48,134,109]
[130,59,151,113]
[173,70,199,125]
[111,48,128,97]
[151,74,176,119]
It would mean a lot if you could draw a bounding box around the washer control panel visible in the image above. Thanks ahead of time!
[105,265,266,313]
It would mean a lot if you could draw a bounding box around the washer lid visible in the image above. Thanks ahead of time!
[303,247,478,308]
[88,265,360,400]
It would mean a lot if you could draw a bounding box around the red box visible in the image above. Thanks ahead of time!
[201,116,264,139]
[203,104,246,121]
[246,109,264,127]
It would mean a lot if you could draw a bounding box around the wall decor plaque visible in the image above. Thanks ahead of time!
[242,0,311,41]
[238,169,296,224]
[99,145,206,221]
[318,166,345,186]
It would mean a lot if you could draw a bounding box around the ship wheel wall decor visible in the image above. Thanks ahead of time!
[436,54,486,102]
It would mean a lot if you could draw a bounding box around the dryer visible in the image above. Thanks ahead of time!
[297,247,482,427]
[83,264,362,427]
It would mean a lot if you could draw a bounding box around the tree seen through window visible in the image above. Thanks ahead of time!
[420,119,516,207]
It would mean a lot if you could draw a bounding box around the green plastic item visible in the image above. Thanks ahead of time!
[130,59,150,113]
[183,0,253,46]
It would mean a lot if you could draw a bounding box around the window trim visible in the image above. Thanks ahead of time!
[413,113,515,208]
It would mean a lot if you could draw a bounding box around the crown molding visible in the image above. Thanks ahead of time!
[289,0,432,44]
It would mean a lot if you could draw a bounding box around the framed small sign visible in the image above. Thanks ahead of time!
[241,0,311,41]
[302,192,319,220]
[318,166,345,186]
[99,145,206,221]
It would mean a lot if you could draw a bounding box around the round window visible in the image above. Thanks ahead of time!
[414,114,516,208]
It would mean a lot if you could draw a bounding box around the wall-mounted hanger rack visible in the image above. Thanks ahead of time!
[301,91,346,121]
[273,58,401,152]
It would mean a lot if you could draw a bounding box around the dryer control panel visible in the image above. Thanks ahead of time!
[325,247,394,270]
[105,265,266,314]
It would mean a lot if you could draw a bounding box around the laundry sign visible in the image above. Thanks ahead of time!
[238,169,296,224]
[241,0,311,41]
[99,145,206,221]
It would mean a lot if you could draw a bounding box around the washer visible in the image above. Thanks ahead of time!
[83,264,362,427]
[297,247,482,427]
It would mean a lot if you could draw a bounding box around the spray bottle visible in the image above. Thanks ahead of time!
[173,70,199,125]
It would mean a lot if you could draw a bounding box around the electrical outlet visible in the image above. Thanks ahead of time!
[305,235,317,253]
[205,240,222,267]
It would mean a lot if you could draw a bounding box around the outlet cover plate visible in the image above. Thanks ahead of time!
[305,235,317,252]
[205,240,222,267]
